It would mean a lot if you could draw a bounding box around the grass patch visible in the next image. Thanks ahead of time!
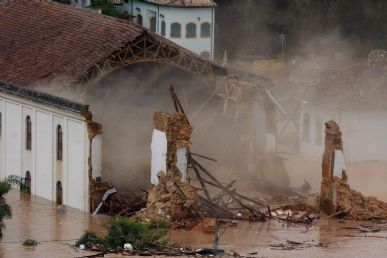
[23,239,39,246]
[77,217,170,251]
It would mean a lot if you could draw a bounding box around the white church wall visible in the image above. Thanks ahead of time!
[150,129,167,185]
[340,109,387,162]
[35,110,53,200]
[5,101,22,178]
[53,116,65,204]
[22,107,33,179]
[0,92,90,212]
[300,103,387,162]
[0,99,3,179]
[176,147,188,182]
[299,103,336,156]
[67,119,88,211]
[91,134,102,179]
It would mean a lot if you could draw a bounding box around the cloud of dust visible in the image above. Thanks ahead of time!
[80,63,269,194]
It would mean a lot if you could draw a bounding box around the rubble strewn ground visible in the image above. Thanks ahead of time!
[84,92,387,257]
[325,178,387,220]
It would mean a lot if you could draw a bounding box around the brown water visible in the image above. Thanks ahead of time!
[1,190,387,258]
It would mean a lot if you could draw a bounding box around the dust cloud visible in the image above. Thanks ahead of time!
[83,63,268,193]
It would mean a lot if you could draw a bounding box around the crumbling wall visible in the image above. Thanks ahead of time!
[138,111,198,222]
[320,120,387,220]
[152,111,192,183]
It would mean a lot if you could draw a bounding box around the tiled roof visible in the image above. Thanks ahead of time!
[140,0,216,7]
[0,0,143,86]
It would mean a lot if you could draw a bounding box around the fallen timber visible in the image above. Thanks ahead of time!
[165,86,316,224]
[95,86,318,227]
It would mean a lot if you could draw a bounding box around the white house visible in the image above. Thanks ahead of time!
[118,0,216,60]
[0,81,92,212]
[71,0,91,8]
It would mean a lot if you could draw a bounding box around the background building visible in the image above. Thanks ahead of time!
[119,0,216,60]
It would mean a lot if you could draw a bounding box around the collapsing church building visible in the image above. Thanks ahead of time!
[0,0,282,212]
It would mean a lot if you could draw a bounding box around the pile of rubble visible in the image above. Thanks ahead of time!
[136,171,200,228]
[325,178,387,220]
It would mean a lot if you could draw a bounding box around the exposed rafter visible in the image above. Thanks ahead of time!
[80,31,215,89]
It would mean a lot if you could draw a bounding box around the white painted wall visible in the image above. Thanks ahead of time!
[67,120,88,211]
[0,92,90,212]
[340,109,387,162]
[22,107,33,179]
[120,0,215,59]
[5,102,22,178]
[91,134,103,179]
[35,111,53,200]
[300,103,387,162]
[299,103,335,156]
[0,100,4,179]
[150,129,167,185]
[176,147,188,182]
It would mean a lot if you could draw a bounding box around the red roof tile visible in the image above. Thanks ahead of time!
[0,0,143,86]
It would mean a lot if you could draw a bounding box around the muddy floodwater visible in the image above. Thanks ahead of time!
[1,190,387,258]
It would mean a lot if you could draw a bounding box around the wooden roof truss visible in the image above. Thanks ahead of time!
[80,31,214,89]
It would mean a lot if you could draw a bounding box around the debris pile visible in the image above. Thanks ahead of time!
[138,171,200,226]
[136,96,201,228]
[319,121,387,220]
[326,178,387,220]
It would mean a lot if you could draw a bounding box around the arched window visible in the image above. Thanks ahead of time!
[201,22,211,37]
[56,125,63,161]
[150,17,156,32]
[315,116,323,145]
[170,23,181,38]
[136,14,143,26]
[56,181,63,204]
[24,171,31,193]
[161,20,166,36]
[302,113,310,142]
[186,23,197,38]
[200,51,210,60]
[26,116,32,150]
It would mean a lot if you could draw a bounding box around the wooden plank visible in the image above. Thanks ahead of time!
[192,158,265,206]
[189,153,212,201]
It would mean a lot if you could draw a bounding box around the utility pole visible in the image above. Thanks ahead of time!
[279,33,286,62]
[214,217,220,252]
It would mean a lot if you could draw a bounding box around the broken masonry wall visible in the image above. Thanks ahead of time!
[138,110,198,222]
[151,111,192,185]
[319,120,387,220]
[320,120,347,215]
[81,108,106,212]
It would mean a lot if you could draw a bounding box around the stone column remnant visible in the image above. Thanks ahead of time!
[152,111,193,184]
[320,120,347,215]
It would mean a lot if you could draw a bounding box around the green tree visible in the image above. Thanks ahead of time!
[0,179,12,236]
[215,0,387,59]
[91,0,122,17]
